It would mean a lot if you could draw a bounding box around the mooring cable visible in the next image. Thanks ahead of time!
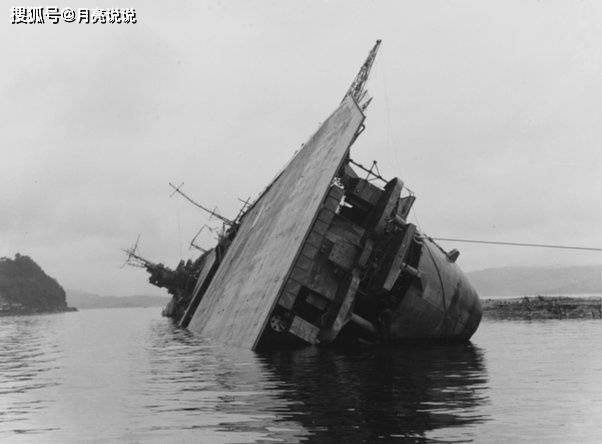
[432,238,601,252]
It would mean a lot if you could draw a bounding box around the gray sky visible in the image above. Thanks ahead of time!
[1,1,601,296]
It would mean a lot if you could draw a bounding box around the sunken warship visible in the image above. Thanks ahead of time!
[125,41,482,350]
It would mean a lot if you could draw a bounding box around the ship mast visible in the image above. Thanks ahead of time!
[121,235,157,269]
[168,182,235,226]
[343,39,382,110]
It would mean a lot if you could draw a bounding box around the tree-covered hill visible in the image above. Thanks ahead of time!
[0,254,75,315]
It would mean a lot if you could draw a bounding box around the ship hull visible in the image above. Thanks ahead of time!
[386,238,482,342]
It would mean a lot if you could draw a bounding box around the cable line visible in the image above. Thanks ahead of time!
[432,238,601,252]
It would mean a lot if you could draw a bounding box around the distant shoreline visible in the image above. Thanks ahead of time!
[481,292,601,300]
[73,305,164,311]
[482,295,601,320]
[66,289,169,310]
[0,306,77,317]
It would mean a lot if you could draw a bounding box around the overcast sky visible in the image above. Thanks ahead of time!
[1,1,600,296]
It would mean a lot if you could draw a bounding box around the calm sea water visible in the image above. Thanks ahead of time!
[1,308,600,443]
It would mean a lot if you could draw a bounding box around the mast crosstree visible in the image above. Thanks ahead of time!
[344,39,382,110]
[168,182,234,226]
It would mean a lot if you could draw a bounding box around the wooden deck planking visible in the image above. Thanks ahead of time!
[187,96,364,349]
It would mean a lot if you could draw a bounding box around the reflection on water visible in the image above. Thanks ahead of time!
[139,321,489,443]
[0,308,600,442]
[260,344,488,442]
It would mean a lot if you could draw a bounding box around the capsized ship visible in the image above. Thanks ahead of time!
[125,41,482,350]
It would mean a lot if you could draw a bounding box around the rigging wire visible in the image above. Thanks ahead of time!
[379,51,394,155]
[431,238,601,252]
[412,208,600,252]
[409,190,599,252]
[177,206,182,258]
[374,52,415,196]
[371,48,598,254]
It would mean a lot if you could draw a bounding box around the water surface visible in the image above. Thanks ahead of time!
[1,308,600,442]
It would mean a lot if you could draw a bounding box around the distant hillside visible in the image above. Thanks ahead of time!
[0,254,75,315]
[467,265,601,297]
[67,289,169,310]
